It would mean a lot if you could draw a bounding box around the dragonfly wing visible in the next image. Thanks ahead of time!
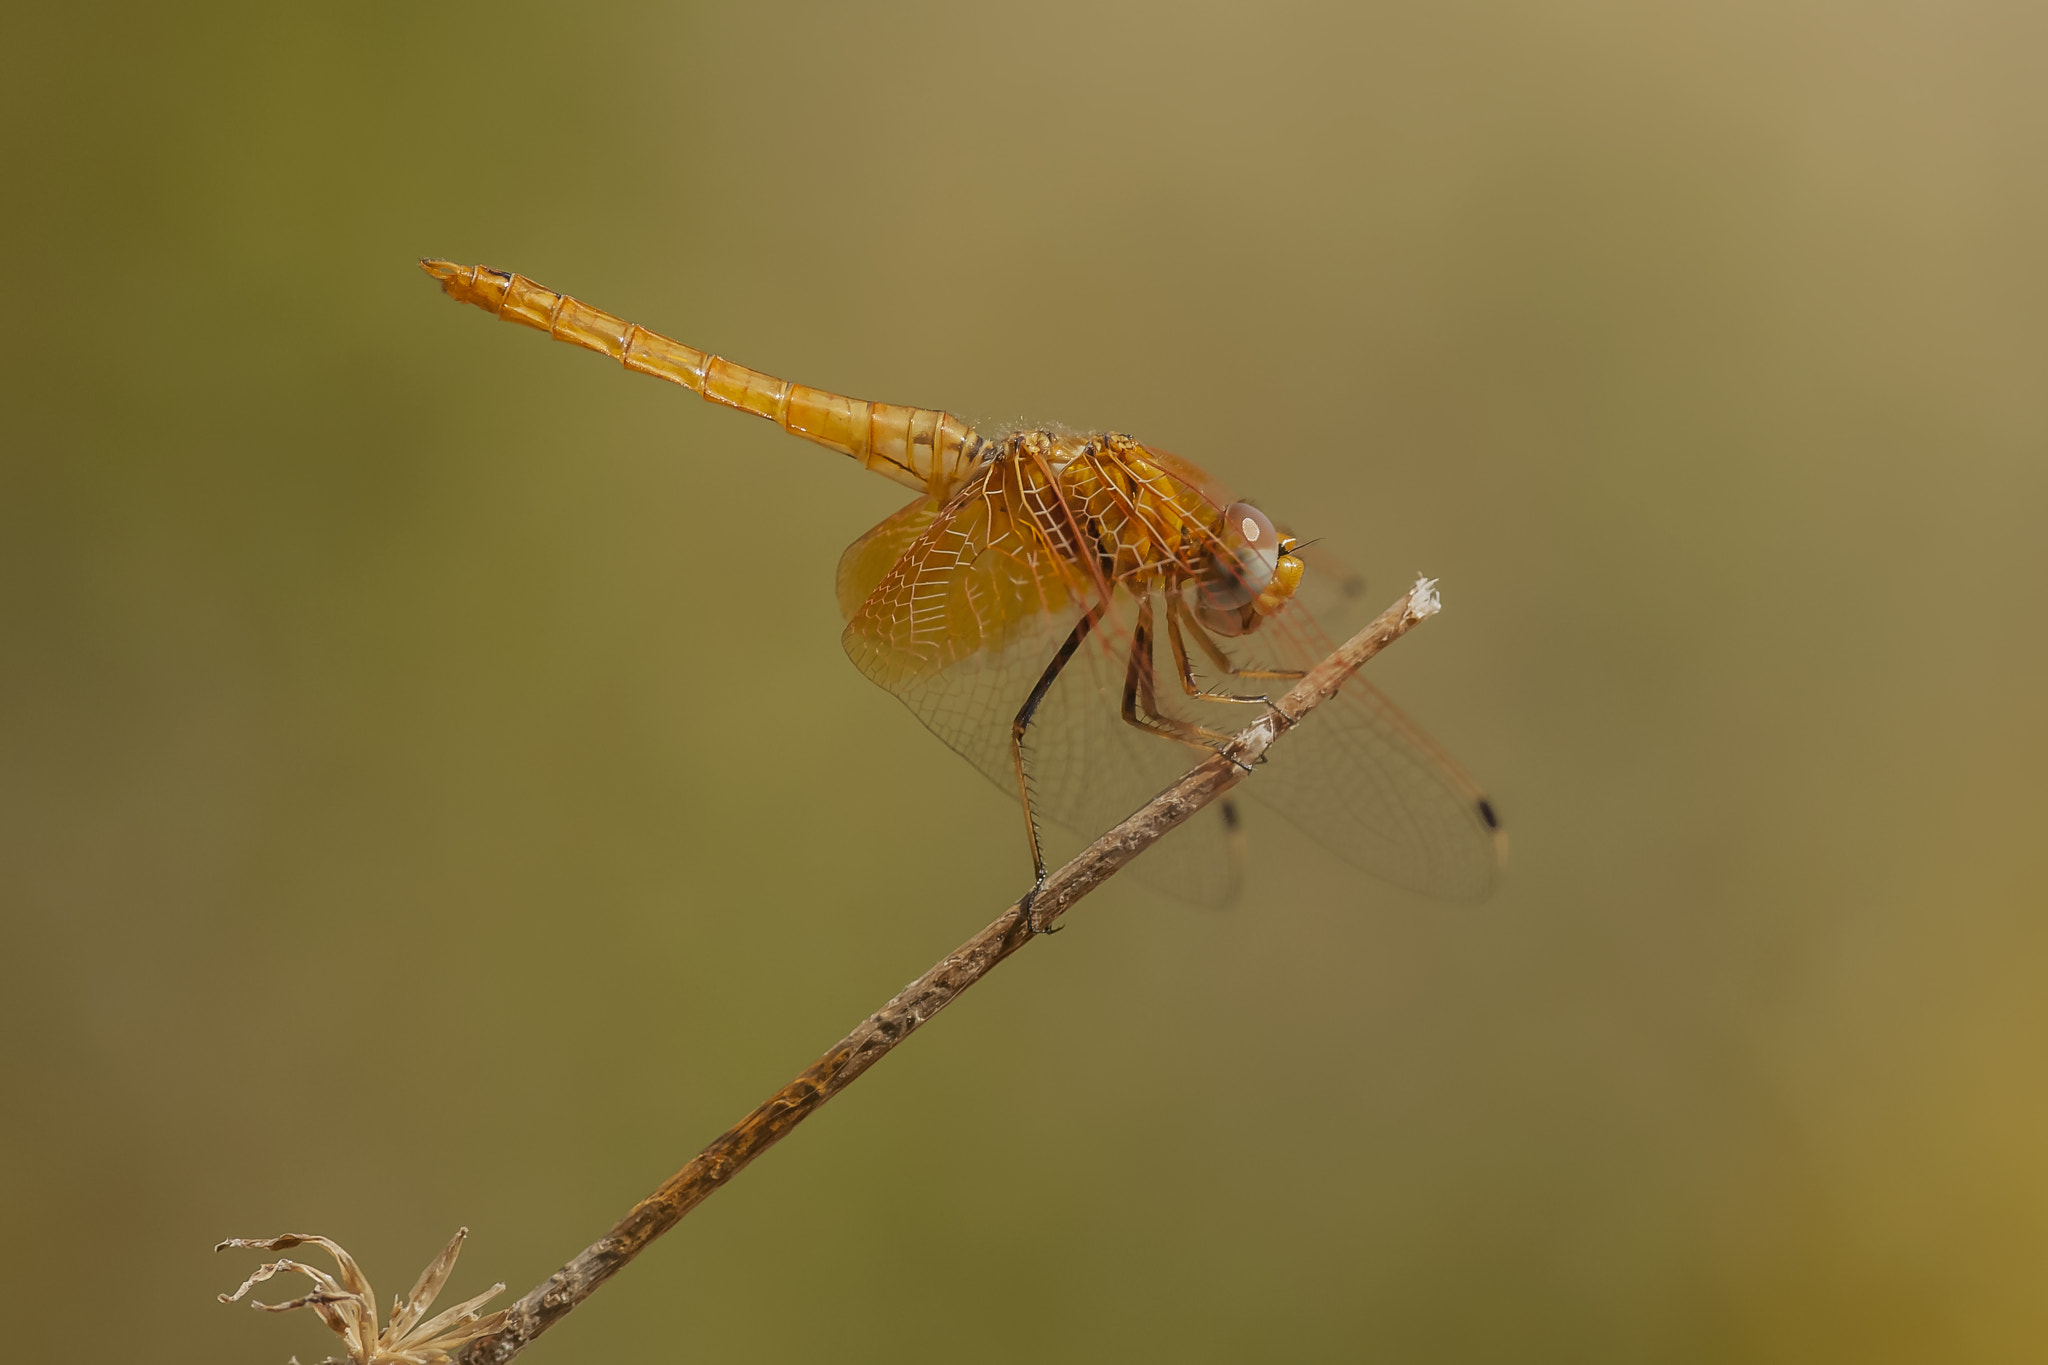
[1229,601,1504,901]
[841,471,1242,905]
[840,465,1090,736]
[837,460,1500,907]
[836,494,941,621]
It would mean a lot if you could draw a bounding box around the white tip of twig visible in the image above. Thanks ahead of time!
[1409,576,1441,619]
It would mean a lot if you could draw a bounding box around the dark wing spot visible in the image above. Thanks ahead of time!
[1477,798,1500,830]
[1221,798,1241,830]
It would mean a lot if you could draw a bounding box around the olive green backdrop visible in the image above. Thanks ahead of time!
[5,2,2045,1360]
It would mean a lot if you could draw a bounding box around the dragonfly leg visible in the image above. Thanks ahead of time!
[1011,605,1103,933]
[1170,593,1311,728]
[1121,595,1243,757]
[1162,594,1218,700]
[1167,591,1305,703]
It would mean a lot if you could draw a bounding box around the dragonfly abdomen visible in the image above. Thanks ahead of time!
[422,260,986,500]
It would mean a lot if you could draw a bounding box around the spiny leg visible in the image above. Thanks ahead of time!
[1164,590,1305,704]
[1163,594,1270,705]
[1011,605,1103,932]
[1114,594,1259,901]
[1119,597,1258,900]
[1121,594,1239,751]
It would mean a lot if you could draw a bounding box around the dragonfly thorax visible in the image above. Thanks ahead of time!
[994,429,1308,636]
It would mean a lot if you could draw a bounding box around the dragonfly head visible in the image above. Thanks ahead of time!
[1196,502,1305,636]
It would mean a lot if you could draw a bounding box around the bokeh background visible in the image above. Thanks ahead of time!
[6,2,2045,1360]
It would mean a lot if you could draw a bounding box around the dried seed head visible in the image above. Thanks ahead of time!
[218,1229,508,1365]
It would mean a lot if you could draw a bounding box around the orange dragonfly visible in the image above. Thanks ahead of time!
[422,260,1503,910]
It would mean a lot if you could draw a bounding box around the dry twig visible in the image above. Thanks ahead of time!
[430,577,1445,1363]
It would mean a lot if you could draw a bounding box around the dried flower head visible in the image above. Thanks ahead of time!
[217,1228,508,1365]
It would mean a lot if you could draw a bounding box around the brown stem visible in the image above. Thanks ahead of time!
[453,579,1443,1364]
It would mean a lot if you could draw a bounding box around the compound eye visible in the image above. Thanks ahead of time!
[1199,501,1282,610]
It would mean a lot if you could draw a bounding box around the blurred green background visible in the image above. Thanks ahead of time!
[5,1,2045,1360]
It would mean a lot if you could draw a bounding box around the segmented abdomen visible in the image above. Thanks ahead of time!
[422,260,986,500]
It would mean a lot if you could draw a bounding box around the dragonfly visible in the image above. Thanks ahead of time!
[421,260,1503,912]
